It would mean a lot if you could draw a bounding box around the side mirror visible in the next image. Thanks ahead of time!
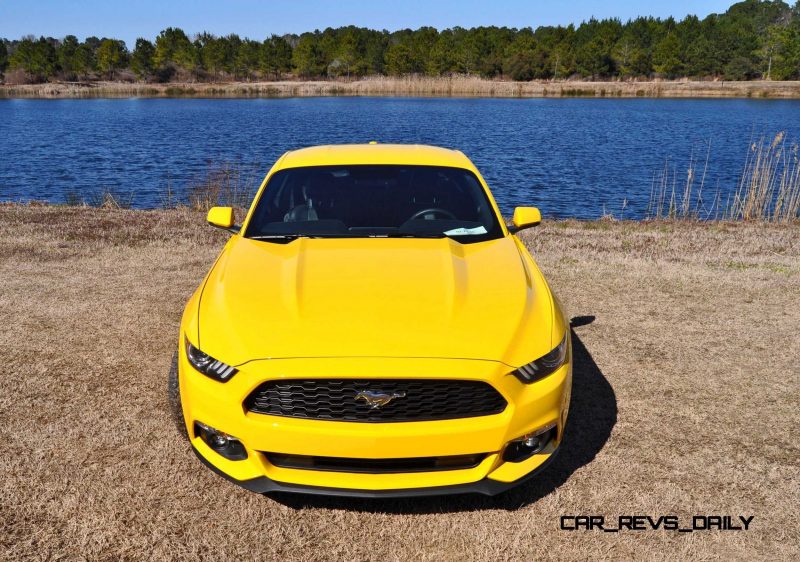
[509,207,542,233]
[206,206,237,232]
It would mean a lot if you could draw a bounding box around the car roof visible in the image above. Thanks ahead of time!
[276,144,476,171]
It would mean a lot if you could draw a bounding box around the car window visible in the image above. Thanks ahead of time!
[244,165,503,243]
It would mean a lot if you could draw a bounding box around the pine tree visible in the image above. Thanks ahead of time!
[57,35,80,78]
[653,33,683,77]
[0,40,8,76]
[131,38,155,80]
[292,34,323,77]
[9,36,57,81]
[96,39,128,79]
[154,28,197,76]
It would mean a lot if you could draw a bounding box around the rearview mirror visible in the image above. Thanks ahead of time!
[207,207,237,231]
[509,207,541,233]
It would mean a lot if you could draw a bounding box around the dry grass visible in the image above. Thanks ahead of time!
[184,162,261,212]
[648,132,800,222]
[730,132,800,222]
[54,163,260,212]
[1,206,798,560]
[2,77,800,99]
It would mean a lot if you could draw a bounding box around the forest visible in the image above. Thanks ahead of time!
[1,0,799,84]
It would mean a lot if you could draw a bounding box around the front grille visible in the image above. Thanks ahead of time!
[266,452,488,473]
[244,378,507,422]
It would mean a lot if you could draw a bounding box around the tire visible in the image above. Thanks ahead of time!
[168,351,188,438]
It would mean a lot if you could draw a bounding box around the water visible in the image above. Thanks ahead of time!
[1,97,798,219]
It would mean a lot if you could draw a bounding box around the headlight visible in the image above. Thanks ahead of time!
[185,337,238,382]
[512,332,569,384]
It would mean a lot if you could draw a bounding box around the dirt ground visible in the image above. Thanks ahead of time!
[1,205,798,561]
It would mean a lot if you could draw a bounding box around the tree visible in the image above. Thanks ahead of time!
[503,33,538,80]
[428,31,457,75]
[770,16,800,78]
[0,40,7,76]
[131,38,155,79]
[96,39,128,79]
[261,35,292,79]
[222,34,242,75]
[292,33,323,77]
[362,31,387,75]
[575,36,613,78]
[409,27,438,73]
[234,39,261,79]
[573,17,621,78]
[199,33,226,78]
[9,36,57,81]
[612,31,651,78]
[3,2,800,84]
[552,27,578,78]
[683,35,715,76]
[333,28,361,78]
[449,27,479,74]
[72,42,96,78]
[154,27,196,77]
[504,52,536,81]
[756,25,780,79]
[653,33,683,77]
[57,35,80,78]
[384,41,415,75]
[724,55,757,79]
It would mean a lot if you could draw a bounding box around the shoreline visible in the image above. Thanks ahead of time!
[2,77,800,99]
[2,202,797,225]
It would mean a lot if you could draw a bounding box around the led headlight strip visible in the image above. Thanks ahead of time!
[185,337,238,382]
[512,333,569,384]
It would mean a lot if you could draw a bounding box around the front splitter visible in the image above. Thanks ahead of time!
[191,445,559,498]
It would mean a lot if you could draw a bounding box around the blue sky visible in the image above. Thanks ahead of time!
[1,0,735,47]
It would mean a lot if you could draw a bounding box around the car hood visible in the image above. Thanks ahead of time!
[196,235,554,366]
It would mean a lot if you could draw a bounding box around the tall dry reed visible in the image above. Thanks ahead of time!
[5,77,800,100]
[730,132,800,222]
[185,162,260,211]
[647,140,721,220]
[648,132,799,222]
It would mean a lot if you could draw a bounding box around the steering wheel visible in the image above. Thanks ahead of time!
[409,208,457,221]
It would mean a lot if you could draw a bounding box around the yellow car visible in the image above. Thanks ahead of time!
[170,143,572,497]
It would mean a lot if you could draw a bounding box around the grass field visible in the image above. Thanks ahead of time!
[1,206,798,560]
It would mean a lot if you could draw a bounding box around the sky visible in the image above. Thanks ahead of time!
[1,0,736,47]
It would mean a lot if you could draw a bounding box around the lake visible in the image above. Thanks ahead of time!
[1,97,798,219]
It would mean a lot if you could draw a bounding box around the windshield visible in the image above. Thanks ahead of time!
[244,165,504,243]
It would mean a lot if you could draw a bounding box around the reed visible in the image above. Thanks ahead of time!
[86,188,134,209]
[647,132,799,222]
[3,78,800,99]
[730,132,800,222]
[54,162,258,211]
[57,187,114,207]
[184,162,260,211]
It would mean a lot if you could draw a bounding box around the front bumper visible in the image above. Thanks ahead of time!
[179,347,572,497]
[192,441,561,497]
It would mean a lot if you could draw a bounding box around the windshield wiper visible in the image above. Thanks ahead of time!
[249,234,305,240]
[249,232,450,241]
[249,233,362,240]
[379,232,447,239]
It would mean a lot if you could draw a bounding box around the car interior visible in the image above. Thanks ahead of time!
[246,165,501,240]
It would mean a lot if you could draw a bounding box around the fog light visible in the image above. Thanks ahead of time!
[194,422,248,461]
[503,424,556,463]
[523,436,541,449]
[210,433,229,448]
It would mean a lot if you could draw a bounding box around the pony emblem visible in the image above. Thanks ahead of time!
[354,390,407,409]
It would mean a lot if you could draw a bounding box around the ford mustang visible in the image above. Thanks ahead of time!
[170,143,572,497]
